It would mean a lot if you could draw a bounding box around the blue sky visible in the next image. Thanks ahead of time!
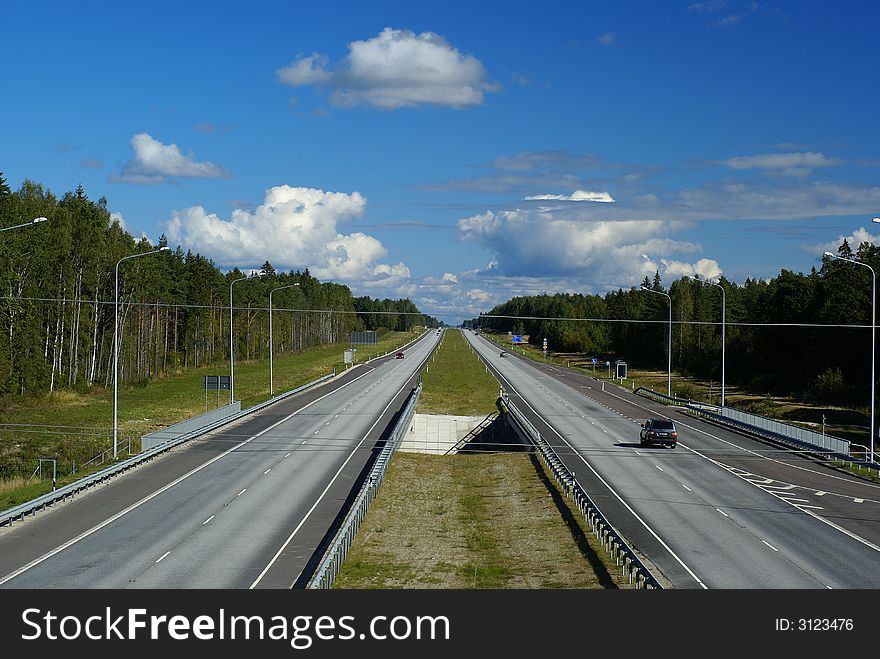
[3,0,879,323]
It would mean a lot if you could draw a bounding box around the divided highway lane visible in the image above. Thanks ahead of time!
[0,330,441,589]
[466,331,880,589]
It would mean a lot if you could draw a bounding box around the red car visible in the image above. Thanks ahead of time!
[395,352,405,359]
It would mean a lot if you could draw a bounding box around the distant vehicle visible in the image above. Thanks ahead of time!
[500,351,508,357]
[396,352,405,359]
[640,419,677,448]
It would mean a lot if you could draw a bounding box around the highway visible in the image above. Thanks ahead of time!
[465,330,880,589]
[0,330,441,589]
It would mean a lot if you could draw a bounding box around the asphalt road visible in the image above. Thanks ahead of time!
[0,330,441,589]
[466,330,880,589]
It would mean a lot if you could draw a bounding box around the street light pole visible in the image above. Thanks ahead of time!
[825,250,876,465]
[640,285,672,397]
[269,283,299,397]
[229,272,266,404]
[685,275,726,409]
[229,275,248,405]
[0,216,49,233]
[114,246,169,459]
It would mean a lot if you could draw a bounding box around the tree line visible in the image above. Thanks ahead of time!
[472,239,879,408]
[0,174,438,397]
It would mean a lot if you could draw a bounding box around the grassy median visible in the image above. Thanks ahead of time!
[417,329,499,416]
[333,452,627,589]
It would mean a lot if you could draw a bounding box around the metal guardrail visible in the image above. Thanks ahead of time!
[636,386,851,450]
[0,372,336,527]
[308,383,422,589]
[503,394,662,589]
[141,402,241,452]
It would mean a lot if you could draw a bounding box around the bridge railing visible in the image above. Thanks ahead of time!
[503,394,663,589]
[308,383,422,589]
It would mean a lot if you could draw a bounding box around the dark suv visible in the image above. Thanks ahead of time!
[640,419,678,448]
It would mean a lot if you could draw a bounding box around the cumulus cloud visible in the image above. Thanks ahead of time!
[165,185,409,285]
[277,27,498,109]
[112,133,228,184]
[800,226,880,256]
[596,33,616,46]
[524,190,615,203]
[716,151,842,177]
[456,208,716,288]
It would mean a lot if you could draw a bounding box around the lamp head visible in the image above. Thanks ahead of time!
[159,246,170,252]
[824,251,834,258]
[32,217,49,224]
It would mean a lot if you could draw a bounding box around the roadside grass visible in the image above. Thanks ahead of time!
[332,452,628,589]
[0,329,419,507]
[480,332,871,449]
[417,329,500,417]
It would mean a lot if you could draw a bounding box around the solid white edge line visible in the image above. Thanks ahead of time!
[468,332,708,590]
[249,332,440,589]
[0,367,377,587]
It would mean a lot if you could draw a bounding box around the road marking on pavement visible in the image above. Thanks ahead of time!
[264,469,271,475]
[815,491,827,496]
[655,465,664,472]
[285,452,291,458]
[156,551,171,563]
[762,540,778,552]
[681,484,692,492]
[202,516,214,525]
[237,489,247,497]
[716,508,729,518]
[854,498,864,503]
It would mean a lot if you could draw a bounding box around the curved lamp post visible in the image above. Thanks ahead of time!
[825,250,875,465]
[269,283,299,397]
[640,285,672,397]
[0,216,48,233]
[114,246,169,458]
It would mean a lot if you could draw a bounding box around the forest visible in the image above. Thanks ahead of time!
[0,173,438,398]
[471,240,879,407]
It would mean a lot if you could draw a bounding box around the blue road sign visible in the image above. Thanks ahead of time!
[591,357,598,365]
[512,335,522,343]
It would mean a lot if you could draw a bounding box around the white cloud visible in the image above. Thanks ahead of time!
[524,190,615,203]
[596,33,616,46]
[109,212,126,230]
[716,152,841,176]
[277,27,498,109]
[800,226,880,256]
[165,185,410,286]
[467,288,491,302]
[456,208,715,289]
[112,133,227,184]
[442,272,458,283]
